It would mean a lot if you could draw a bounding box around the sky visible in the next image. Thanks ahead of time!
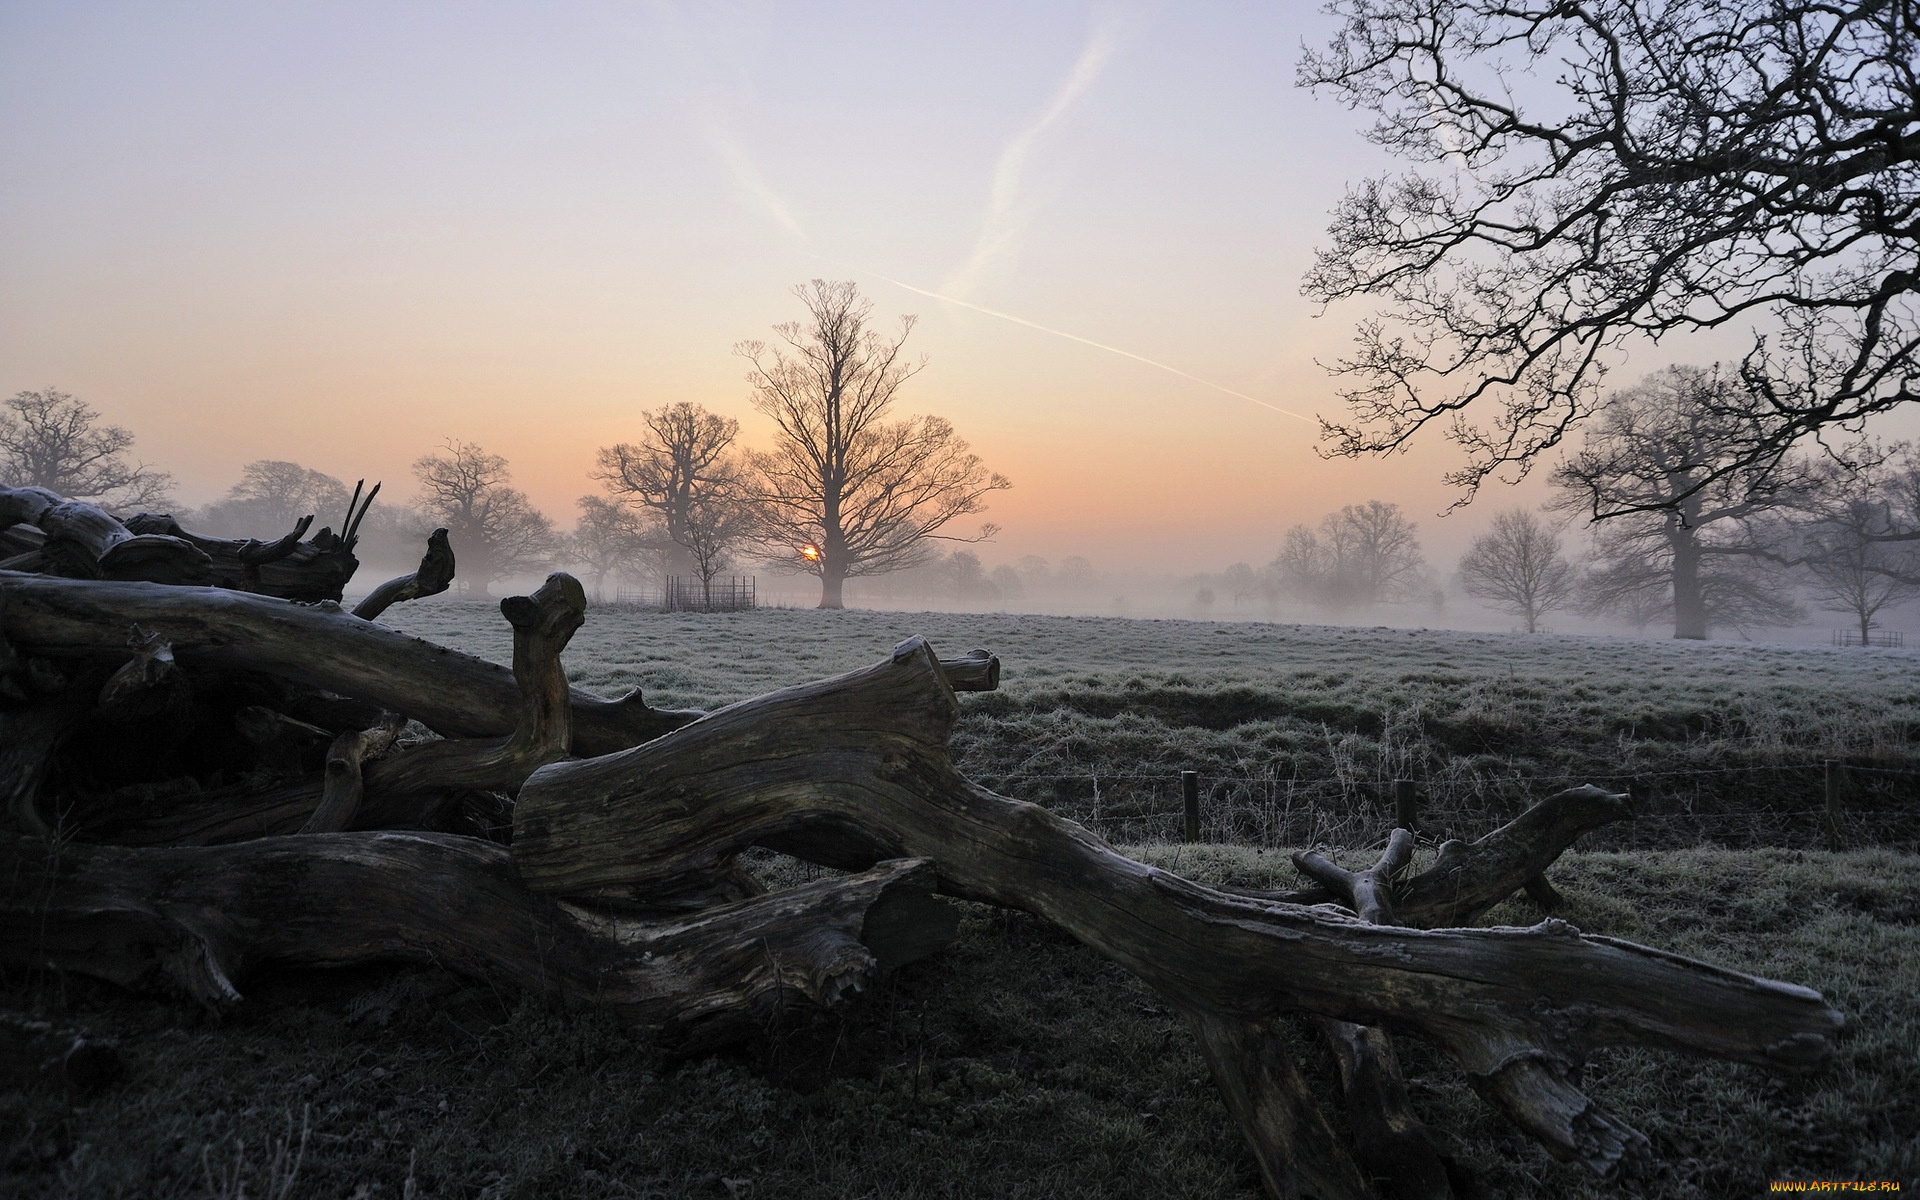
[0,1,1763,577]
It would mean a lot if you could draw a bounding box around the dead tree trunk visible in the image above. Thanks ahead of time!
[0,571,701,755]
[511,637,1842,1189]
[0,834,956,1054]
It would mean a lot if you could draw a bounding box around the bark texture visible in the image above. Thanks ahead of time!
[0,833,956,1054]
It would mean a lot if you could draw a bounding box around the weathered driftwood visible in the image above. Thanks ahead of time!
[0,571,700,756]
[0,573,1004,761]
[351,527,455,621]
[1,664,96,838]
[0,555,1845,1197]
[0,833,956,1054]
[938,647,1000,692]
[512,637,1841,1190]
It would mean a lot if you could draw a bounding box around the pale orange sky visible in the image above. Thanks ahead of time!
[4,2,1841,576]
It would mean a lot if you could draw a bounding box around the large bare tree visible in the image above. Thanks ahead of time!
[1551,367,1807,639]
[737,281,1010,608]
[1457,509,1579,633]
[0,387,173,508]
[1302,1,1919,503]
[592,403,743,577]
[412,440,554,597]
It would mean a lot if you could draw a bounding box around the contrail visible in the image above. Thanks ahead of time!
[868,273,1316,424]
[943,20,1120,298]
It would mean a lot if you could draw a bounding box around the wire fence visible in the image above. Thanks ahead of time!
[959,758,1920,853]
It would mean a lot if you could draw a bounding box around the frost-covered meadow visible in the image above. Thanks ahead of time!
[374,600,1920,850]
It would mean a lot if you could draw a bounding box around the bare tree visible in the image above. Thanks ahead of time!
[593,403,742,577]
[1551,367,1807,639]
[737,281,1011,608]
[567,495,668,603]
[681,477,757,610]
[1267,500,1427,608]
[1792,455,1920,644]
[412,440,554,596]
[0,387,173,508]
[197,460,352,537]
[1457,509,1578,633]
[1301,1,1920,503]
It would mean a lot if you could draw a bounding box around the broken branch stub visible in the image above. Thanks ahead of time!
[351,528,455,621]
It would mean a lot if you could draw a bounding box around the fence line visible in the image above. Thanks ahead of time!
[957,757,1919,851]
[970,760,1906,785]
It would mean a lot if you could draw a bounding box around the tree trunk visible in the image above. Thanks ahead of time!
[512,637,1842,1181]
[1669,523,1709,640]
[0,834,957,1055]
[818,562,846,609]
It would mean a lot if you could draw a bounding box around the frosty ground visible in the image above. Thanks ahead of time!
[7,602,1918,1198]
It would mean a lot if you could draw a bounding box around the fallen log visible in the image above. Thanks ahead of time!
[512,637,1842,1186]
[0,832,958,1055]
[118,479,378,602]
[0,571,700,755]
[36,500,211,586]
[65,573,613,845]
[1296,831,1467,1199]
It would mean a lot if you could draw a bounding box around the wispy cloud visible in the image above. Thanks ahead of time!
[651,0,807,239]
[701,109,804,237]
[941,17,1123,298]
[869,272,1315,424]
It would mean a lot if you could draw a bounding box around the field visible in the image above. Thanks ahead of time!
[6,603,1920,1198]
[385,602,1920,850]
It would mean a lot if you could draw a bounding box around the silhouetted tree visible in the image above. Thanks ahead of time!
[989,564,1025,607]
[682,478,757,610]
[197,460,352,538]
[737,281,1010,608]
[1267,500,1427,608]
[1791,454,1920,643]
[1457,509,1578,633]
[1303,2,1919,500]
[0,387,172,508]
[593,403,743,577]
[567,495,667,602]
[1551,367,1807,638]
[412,440,554,596]
[1055,556,1095,591]
[1221,562,1260,611]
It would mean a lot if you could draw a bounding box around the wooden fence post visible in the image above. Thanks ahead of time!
[1182,771,1200,843]
[1393,779,1419,833]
